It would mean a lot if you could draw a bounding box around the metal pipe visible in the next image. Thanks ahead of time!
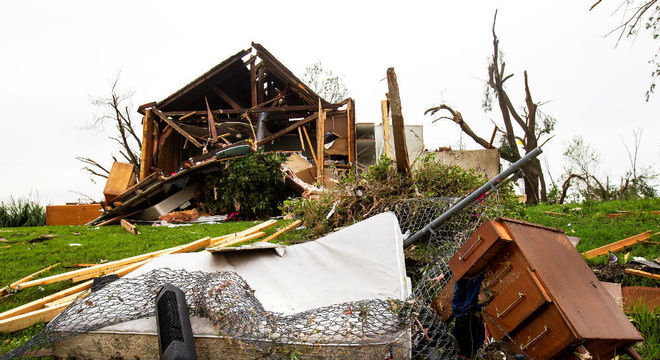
[403,147,543,248]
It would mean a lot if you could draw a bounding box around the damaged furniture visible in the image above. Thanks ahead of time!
[447,218,643,360]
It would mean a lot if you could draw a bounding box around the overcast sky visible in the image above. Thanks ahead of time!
[1,1,658,205]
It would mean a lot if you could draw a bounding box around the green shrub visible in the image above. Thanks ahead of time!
[0,197,46,227]
[199,150,287,218]
[282,153,522,237]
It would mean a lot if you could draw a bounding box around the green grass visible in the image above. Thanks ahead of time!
[627,303,660,360]
[0,219,306,356]
[522,198,660,266]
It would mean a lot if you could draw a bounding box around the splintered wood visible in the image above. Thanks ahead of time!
[0,220,280,333]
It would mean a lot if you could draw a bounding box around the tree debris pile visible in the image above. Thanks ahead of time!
[282,153,523,237]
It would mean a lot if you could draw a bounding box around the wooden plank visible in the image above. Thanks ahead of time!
[0,302,71,333]
[0,280,93,321]
[209,220,277,247]
[207,232,266,251]
[213,87,243,110]
[316,103,325,186]
[161,105,338,116]
[625,268,660,281]
[10,263,60,289]
[297,127,306,151]
[139,109,155,181]
[120,219,139,235]
[256,113,318,147]
[380,99,392,158]
[151,108,203,148]
[16,247,177,290]
[205,97,218,143]
[250,62,257,108]
[44,292,85,308]
[260,220,301,243]
[582,230,654,259]
[386,68,410,173]
[301,125,318,166]
[347,99,355,165]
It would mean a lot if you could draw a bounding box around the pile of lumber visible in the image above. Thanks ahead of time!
[0,220,301,334]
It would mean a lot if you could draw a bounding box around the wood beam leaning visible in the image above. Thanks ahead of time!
[151,108,203,148]
[386,68,410,173]
[256,113,318,147]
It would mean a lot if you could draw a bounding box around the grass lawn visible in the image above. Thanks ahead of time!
[0,219,304,356]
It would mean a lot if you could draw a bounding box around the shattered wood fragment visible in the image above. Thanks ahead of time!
[120,219,140,235]
[297,127,306,151]
[582,230,654,259]
[625,268,660,281]
[10,263,60,289]
[209,220,277,247]
[260,220,302,243]
[302,126,318,166]
[158,209,200,223]
[205,97,218,143]
[380,99,392,158]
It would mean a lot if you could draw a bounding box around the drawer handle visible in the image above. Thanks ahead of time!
[522,325,550,350]
[459,235,483,261]
[496,291,525,318]
[486,263,512,289]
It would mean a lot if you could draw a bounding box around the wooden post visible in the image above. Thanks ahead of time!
[347,98,356,166]
[386,68,410,173]
[380,99,392,158]
[250,63,258,108]
[316,101,325,186]
[139,109,154,181]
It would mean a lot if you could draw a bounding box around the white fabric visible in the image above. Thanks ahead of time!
[129,212,408,314]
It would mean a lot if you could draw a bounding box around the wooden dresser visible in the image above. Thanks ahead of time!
[447,218,643,360]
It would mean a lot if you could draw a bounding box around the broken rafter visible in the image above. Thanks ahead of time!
[213,87,243,110]
[256,113,319,147]
[151,108,203,148]
[161,104,337,117]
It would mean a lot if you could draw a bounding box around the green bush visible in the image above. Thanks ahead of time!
[199,150,287,218]
[282,153,522,237]
[0,197,46,227]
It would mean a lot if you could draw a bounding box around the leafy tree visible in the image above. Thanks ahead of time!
[302,62,349,104]
[426,11,554,205]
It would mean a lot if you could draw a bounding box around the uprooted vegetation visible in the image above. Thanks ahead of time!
[282,153,524,237]
[198,150,289,218]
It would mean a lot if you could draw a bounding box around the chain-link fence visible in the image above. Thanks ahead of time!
[3,197,496,360]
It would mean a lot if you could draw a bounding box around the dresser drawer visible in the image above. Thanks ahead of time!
[482,245,528,296]
[484,269,551,334]
[509,305,575,360]
[449,220,512,279]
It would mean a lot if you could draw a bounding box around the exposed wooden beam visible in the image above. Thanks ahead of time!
[139,109,155,180]
[212,87,243,110]
[302,125,318,166]
[381,99,392,158]
[256,113,318,147]
[250,62,258,108]
[386,68,410,173]
[151,108,203,148]
[316,101,325,186]
[161,105,336,117]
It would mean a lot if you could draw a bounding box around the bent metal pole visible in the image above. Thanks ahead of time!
[403,146,543,248]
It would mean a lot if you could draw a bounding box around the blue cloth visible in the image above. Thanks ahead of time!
[451,273,484,318]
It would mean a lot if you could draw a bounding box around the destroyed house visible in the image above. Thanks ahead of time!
[137,42,356,186]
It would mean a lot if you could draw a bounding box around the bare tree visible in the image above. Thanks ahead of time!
[591,1,660,100]
[303,62,349,104]
[78,74,141,181]
[426,11,554,205]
